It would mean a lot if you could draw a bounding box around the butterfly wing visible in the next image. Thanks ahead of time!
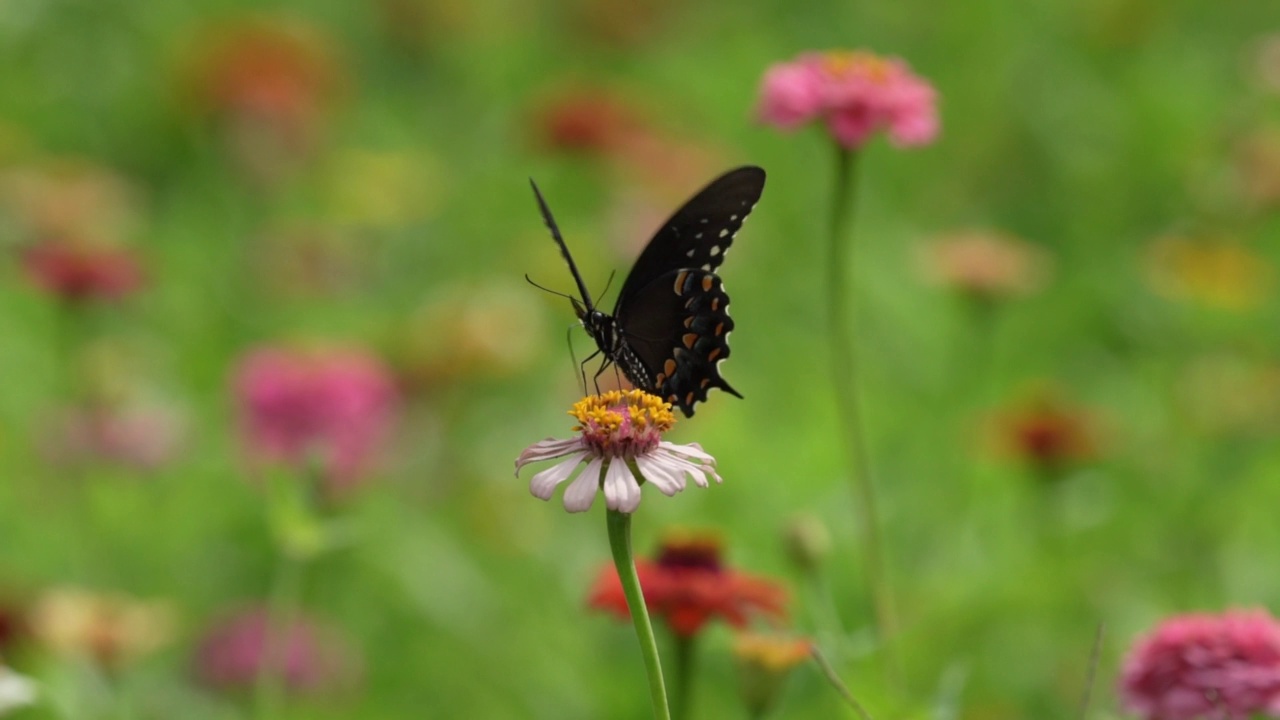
[616,269,741,417]
[614,166,766,307]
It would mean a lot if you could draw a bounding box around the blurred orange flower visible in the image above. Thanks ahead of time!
[1233,127,1280,211]
[178,15,344,183]
[918,230,1051,300]
[0,159,142,245]
[30,588,174,671]
[1144,235,1272,311]
[991,387,1100,475]
[589,532,788,638]
[733,632,812,718]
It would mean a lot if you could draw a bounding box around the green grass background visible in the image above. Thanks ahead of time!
[1,0,1279,717]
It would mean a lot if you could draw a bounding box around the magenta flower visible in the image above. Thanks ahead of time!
[194,606,355,695]
[232,345,398,491]
[757,50,939,150]
[1120,609,1280,720]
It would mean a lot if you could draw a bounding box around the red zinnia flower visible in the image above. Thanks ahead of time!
[20,239,145,303]
[588,533,787,637]
[991,387,1099,475]
[1120,609,1280,720]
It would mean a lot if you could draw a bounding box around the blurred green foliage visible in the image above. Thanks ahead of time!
[1,0,1279,717]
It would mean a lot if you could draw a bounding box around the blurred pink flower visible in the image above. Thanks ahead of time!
[194,606,356,695]
[232,346,398,491]
[42,402,185,472]
[20,239,145,303]
[757,50,939,149]
[918,230,1051,300]
[1120,609,1280,720]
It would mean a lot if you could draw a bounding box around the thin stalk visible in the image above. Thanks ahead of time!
[606,506,671,720]
[254,549,303,719]
[670,634,696,720]
[825,147,898,681]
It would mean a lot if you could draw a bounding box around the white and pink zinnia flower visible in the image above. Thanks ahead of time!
[1120,609,1280,720]
[757,50,939,150]
[515,390,721,513]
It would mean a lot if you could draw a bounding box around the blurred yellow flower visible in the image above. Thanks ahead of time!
[30,588,174,670]
[1144,235,1273,311]
[324,149,442,228]
[0,159,142,246]
[400,280,546,387]
[733,633,811,718]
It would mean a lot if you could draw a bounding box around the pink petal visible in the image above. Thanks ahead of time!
[602,459,642,513]
[562,456,604,512]
[634,455,685,496]
[528,452,588,500]
[515,437,586,475]
[756,62,825,129]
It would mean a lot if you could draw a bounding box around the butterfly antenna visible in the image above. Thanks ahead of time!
[599,269,617,298]
[524,274,577,302]
[564,324,587,395]
[529,179,596,311]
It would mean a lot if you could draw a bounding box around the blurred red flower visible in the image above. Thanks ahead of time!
[992,388,1099,475]
[20,239,145,303]
[194,606,356,695]
[1120,609,1280,720]
[588,533,787,638]
[533,87,642,155]
[232,345,399,491]
[757,50,939,149]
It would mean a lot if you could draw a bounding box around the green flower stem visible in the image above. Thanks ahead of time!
[255,547,302,719]
[670,633,696,720]
[826,147,899,682]
[606,506,671,720]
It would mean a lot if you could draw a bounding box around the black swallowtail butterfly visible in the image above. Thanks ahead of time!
[529,166,766,417]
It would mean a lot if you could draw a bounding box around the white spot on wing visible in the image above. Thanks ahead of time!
[686,249,695,257]
[718,228,729,238]
[730,214,738,221]
[701,263,711,271]
[699,218,709,224]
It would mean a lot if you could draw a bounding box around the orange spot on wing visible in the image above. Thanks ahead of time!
[655,373,666,386]
[700,378,710,388]
[682,333,698,349]
[664,359,677,376]
[673,271,689,294]
[685,391,695,406]
[715,322,724,336]
[711,297,720,312]
[701,275,714,292]
[683,316,694,328]
[708,348,722,361]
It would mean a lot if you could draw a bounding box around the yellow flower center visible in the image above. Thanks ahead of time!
[569,390,675,457]
[821,50,892,83]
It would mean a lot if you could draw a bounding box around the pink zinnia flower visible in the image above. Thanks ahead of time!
[232,345,398,491]
[515,390,721,513]
[194,606,355,695]
[20,239,144,303]
[1120,609,1280,720]
[756,50,939,150]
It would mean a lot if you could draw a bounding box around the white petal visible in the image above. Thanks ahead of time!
[634,455,685,496]
[516,437,587,475]
[658,440,717,465]
[528,452,588,500]
[602,459,642,513]
[652,452,710,488]
[0,668,37,713]
[562,456,604,512]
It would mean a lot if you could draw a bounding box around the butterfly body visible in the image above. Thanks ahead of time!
[531,166,765,417]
